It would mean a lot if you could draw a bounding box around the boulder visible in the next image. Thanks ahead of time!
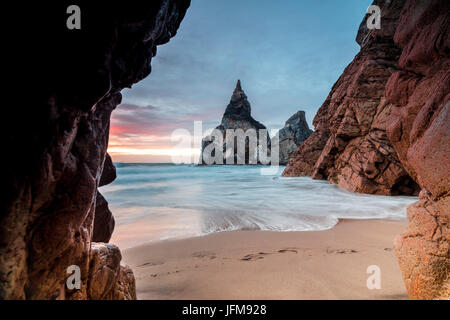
[394,193,449,300]
[87,243,136,300]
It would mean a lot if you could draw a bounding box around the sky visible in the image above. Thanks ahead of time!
[108,0,372,163]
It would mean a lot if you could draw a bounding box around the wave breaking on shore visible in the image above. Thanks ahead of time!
[101,163,417,248]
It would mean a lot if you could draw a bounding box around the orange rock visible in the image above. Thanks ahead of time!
[385,0,450,300]
[284,0,419,196]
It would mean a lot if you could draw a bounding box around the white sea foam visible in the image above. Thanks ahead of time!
[100,163,417,248]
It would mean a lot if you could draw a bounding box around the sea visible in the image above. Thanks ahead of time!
[100,163,417,248]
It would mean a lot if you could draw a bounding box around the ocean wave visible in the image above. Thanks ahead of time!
[101,163,417,247]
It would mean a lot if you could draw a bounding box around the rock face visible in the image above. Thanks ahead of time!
[385,0,449,300]
[201,80,270,164]
[93,154,117,243]
[99,153,117,187]
[283,0,420,196]
[285,0,449,299]
[93,193,115,243]
[86,243,136,300]
[1,1,190,299]
[276,111,313,165]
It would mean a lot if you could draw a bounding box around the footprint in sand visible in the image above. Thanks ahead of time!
[241,248,301,261]
[278,248,298,254]
[241,252,270,261]
[192,251,217,259]
[137,260,165,268]
[326,248,359,254]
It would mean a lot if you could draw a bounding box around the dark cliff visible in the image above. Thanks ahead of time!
[1,1,190,299]
[276,111,313,165]
[201,80,270,165]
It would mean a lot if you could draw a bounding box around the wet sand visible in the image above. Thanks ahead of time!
[122,219,409,300]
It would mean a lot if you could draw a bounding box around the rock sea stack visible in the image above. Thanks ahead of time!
[276,111,313,165]
[201,80,271,164]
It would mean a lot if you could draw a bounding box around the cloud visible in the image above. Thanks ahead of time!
[110,0,373,162]
[110,102,222,150]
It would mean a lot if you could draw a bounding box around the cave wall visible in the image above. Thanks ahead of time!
[1,1,190,299]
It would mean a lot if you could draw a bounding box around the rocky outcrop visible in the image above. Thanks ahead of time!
[276,111,313,165]
[283,0,419,196]
[285,0,449,299]
[99,153,117,187]
[93,154,117,243]
[1,1,190,299]
[395,193,449,300]
[201,80,270,164]
[385,0,449,300]
[93,193,115,243]
[86,243,136,300]
[281,129,330,176]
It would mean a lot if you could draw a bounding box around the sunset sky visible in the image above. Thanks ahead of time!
[108,0,372,163]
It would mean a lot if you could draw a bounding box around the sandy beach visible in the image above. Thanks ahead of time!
[122,219,409,300]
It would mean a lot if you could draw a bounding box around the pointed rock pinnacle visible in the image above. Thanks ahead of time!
[235,79,242,91]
